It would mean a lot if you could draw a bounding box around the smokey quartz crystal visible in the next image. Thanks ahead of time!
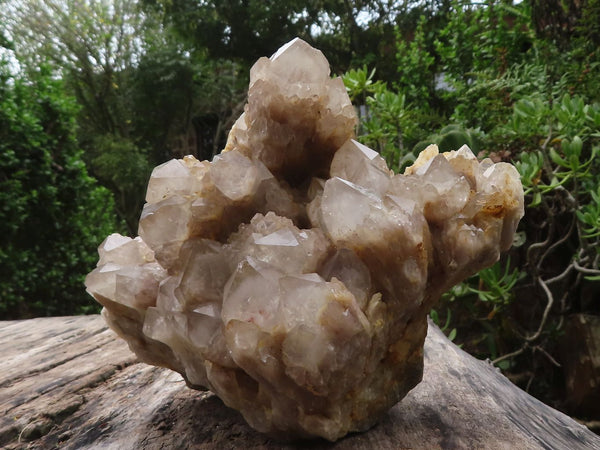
[85,38,524,441]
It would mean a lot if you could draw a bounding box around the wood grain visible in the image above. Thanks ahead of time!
[1,315,598,449]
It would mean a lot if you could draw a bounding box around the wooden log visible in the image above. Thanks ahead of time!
[1,315,598,449]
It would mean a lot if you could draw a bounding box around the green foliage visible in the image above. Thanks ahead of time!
[343,65,381,104]
[395,15,436,104]
[467,259,525,309]
[577,184,600,240]
[575,0,600,49]
[145,0,406,81]
[343,66,427,171]
[90,134,152,232]
[429,308,457,342]
[144,0,319,65]
[414,124,484,154]
[435,1,533,77]
[1,0,165,233]
[362,89,414,170]
[131,44,196,160]
[509,94,600,208]
[0,64,123,318]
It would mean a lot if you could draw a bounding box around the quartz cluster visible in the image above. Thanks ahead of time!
[85,38,524,441]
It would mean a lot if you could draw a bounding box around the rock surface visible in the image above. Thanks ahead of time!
[2,315,599,450]
[85,38,524,441]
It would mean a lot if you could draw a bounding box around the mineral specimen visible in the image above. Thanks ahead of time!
[85,38,524,441]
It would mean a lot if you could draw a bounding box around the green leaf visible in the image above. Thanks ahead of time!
[447,328,457,342]
[549,148,567,167]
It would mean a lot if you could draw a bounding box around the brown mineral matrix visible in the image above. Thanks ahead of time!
[85,38,524,441]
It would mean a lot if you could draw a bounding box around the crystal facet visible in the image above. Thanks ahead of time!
[85,38,524,442]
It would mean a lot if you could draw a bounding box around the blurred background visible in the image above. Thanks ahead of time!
[1,0,599,433]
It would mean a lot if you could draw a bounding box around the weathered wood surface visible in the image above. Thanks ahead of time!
[1,315,598,450]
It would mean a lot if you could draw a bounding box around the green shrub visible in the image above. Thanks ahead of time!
[0,64,123,318]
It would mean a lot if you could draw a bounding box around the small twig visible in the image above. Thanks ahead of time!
[526,197,555,272]
[505,370,534,385]
[525,372,535,393]
[540,124,553,152]
[573,260,600,275]
[492,345,526,365]
[539,125,557,182]
[555,290,571,331]
[545,262,574,285]
[533,345,561,367]
[526,238,549,269]
[537,216,575,271]
[527,277,554,342]
[553,185,577,210]
[494,274,557,366]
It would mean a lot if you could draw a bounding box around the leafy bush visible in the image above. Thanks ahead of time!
[0,64,123,318]
[90,134,153,235]
[343,66,440,171]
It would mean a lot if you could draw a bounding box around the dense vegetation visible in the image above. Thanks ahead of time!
[0,65,122,317]
[1,0,599,429]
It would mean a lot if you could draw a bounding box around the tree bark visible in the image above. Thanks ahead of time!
[1,315,598,449]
